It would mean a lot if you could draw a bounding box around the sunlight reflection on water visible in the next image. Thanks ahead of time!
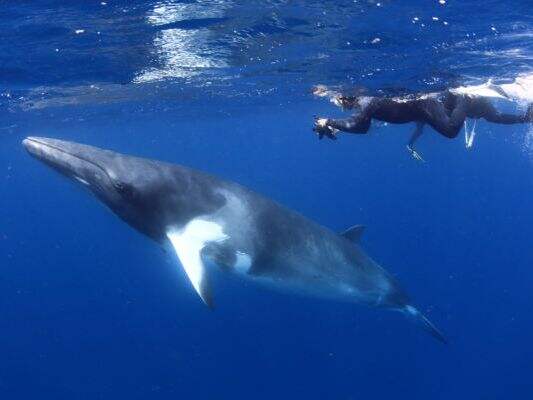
[135,0,231,83]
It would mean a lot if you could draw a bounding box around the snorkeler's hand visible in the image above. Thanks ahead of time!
[313,117,338,140]
[312,85,329,97]
[406,145,425,162]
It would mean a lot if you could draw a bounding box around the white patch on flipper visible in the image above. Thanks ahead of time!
[404,305,417,316]
[234,251,252,274]
[166,219,228,305]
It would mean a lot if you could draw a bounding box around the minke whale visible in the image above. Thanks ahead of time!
[23,137,446,343]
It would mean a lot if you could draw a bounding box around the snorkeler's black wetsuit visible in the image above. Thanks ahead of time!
[319,92,532,139]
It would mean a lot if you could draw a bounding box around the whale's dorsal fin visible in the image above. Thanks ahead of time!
[166,219,228,308]
[340,224,365,243]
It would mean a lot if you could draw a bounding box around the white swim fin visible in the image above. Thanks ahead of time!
[464,119,477,150]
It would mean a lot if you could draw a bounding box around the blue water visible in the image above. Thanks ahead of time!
[1,1,533,398]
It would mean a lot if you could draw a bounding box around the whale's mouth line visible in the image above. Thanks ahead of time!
[24,137,114,183]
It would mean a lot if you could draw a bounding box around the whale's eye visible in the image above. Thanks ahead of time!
[113,181,135,198]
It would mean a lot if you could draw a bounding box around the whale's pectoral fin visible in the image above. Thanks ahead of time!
[168,232,214,308]
[166,220,228,308]
[340,225,365,243]
[404,305,447,344]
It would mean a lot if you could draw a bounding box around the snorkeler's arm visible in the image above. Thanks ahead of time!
[325,99,380,134]
[326,114,371,133]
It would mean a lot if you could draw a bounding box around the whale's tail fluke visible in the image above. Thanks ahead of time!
[404,305,447,344]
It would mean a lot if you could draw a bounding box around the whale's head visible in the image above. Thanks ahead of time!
[23,137,225,241]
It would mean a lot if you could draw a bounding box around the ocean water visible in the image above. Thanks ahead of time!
[1,1,532,399]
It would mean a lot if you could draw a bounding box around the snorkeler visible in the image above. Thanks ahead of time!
[312,82,533,161]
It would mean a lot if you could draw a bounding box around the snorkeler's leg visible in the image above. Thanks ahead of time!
[423,98,467,138]
[408,122,424,146]
[406,122,425,162]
